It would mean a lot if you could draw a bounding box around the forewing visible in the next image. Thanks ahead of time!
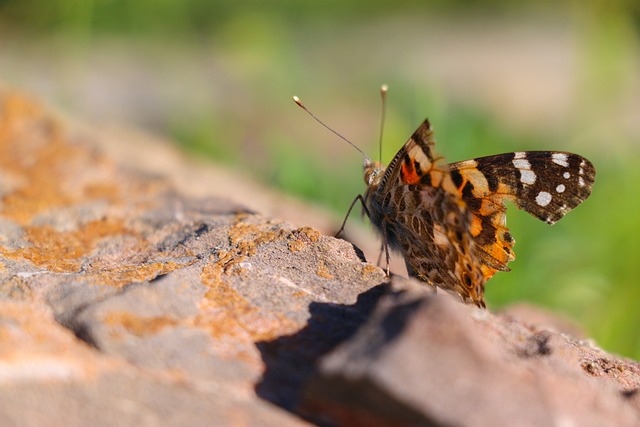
[378,119,456,194]
[448,151,596,277]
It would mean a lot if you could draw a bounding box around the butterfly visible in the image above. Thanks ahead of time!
[361,119,595,307]
[292,96,595,308]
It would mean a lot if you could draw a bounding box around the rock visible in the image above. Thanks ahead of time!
[0,87,638,427]
[0,88,386,426]
[300,277,640,427]
[499,302,586,338]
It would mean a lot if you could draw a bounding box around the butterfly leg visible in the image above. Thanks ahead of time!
[335,194,368,238]
[375,240,385,267]
[380,221,391,277]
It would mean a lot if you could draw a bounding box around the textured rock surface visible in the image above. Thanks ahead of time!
[301,280,640,427]
[0,88,386,426]
[0,88,638,427]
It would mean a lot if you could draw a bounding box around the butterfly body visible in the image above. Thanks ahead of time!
[362,119,595,307]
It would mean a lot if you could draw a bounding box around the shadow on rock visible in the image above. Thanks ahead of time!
[255,284,388,412]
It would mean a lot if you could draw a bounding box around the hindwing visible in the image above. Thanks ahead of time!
[365,120,487,306]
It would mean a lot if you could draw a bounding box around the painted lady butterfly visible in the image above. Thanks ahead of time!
[363,119,595,307]
[294,98,596,308]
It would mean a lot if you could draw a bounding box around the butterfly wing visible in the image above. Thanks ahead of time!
[365,119,487,306]
[448,152,595,280]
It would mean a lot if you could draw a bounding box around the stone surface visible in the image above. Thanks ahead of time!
[301,278,640,427]
[0,88,386,426]
[0,87,638,427]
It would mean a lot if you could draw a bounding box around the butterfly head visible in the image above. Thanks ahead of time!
[364,158,385,189]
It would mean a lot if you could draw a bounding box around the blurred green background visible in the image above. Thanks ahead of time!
[1,0,639,358]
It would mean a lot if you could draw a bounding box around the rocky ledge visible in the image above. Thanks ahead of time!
[0,89,638,427]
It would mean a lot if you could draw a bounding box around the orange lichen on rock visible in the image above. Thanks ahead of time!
[228,216,288,257]
[198,260,299,343]
[287,239,305,252]
[361,263,382,277]
[84,261,188,288]
[0,93,114,225]
[295,226,320,243]
[82,182,121,203]
[0,92,187,285]
[288,226,321,252]
[201,261,255,318]
[315,260,334,279]
[1,219,132,273]
[104,312,180,338]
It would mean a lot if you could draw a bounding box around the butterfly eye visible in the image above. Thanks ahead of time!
[367,169,384,186]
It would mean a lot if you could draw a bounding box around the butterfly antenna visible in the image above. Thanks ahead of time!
[378,84,388,162]
[292,96,370,160]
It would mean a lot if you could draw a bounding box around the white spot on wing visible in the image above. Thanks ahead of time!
[433,224,448,247]
[552,153,569,167]
[512,158,531,169]
[556,184,566,193]
[512,156,536,185]
[579,177,585,187]
[579,159,586,176]
[563,172,570,179]
[536,191,552,207]
[520,170,536,185]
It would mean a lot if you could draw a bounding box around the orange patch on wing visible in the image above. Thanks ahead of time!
[480,265,498,282]
[470,214,483,237]
[401,161,421,185]
[483,241,509,264]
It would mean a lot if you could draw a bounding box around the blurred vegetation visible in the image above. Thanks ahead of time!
[1,0,639,358]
